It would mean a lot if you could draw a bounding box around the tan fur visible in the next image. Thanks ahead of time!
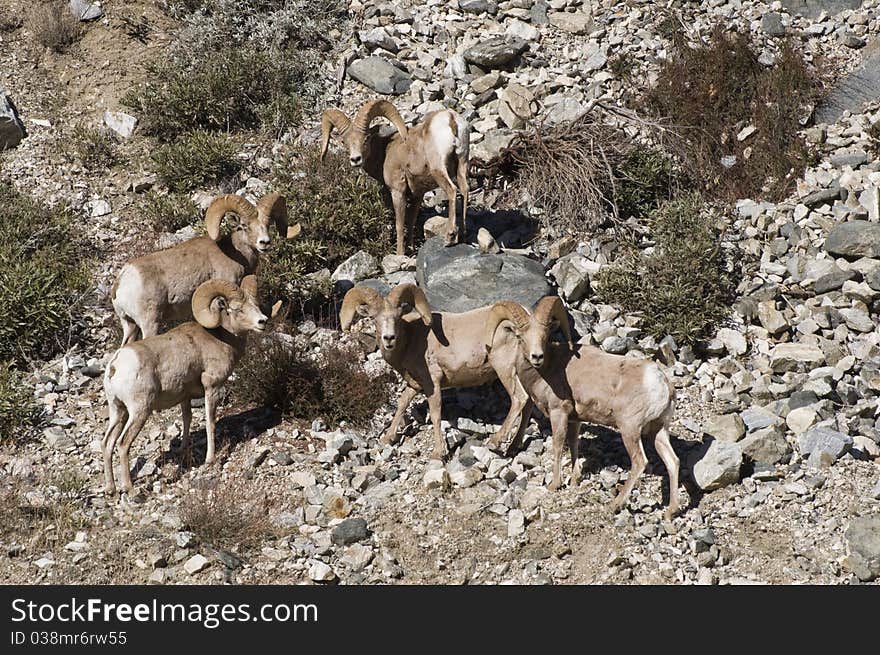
[102,278,267,495]
[487,299,680,519]
[341,284,532,461]
[321,101,470,255]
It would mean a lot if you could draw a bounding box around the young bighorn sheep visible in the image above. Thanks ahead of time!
[320,99,470,255]
[111,193,291,346]
[485,297,680,519]
[340,284,532,461]
[102,276,268,495]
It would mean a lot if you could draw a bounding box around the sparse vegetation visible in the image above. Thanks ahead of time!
[28,1,83,53]
[0,9,23,32]
[596,193,735,345]
[616,147,684,221]
[0,181,89,365]
[151,130,241,192]
[234,335,393,427]
[139,190,202,234]
[0,363,38,443]
[180,478,278,550]
[64,124,120,170]
[260,149,389,306]
[642,24,821,201]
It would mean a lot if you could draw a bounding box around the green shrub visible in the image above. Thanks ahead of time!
[139,190,202,233]
[616,148,684,220]
[64,124,120,170]
[28,1,83,52]
[642,24,820,201]
[0,363,38,443]
[152,130,241,192]
[234,335,393,427]
[0,182,89,365]
[596,193,735,345]
[261,149,389,305]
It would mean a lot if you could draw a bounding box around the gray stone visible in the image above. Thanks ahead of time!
[601,336,630,354]
[816,46,880,124]
[463,37,528,69]
[544,97,587,125]
[692,441,743,491]
[844,514,880,581]
[498,83,535,129]
[801,187,841,208]
[69,0,103,21]
[703,414,745,443]
[769,343,825,372]
[347,57,412,95]
[458,0,493,14]
[549,254,593,302]
[416,237,551,313]
[825,221,880,259]
[331,518,369,546]
[781,0,863,20]
[183,554,210,575]
[0,93,25,150]
[830,151,869,168]
[103,111,137,139]
[716,328,747,356]
[307,560,337,582]
[761,12,786,36]
[757,301,788,335]
[549,11,593,34]
[43,427,73,450]
[813,265,856,293]
[358,27,399,53]
[340,543,374,572]
[740,426,792,466]
[331,250,379,285]
[508,509,526,537]
[798,426,852,466]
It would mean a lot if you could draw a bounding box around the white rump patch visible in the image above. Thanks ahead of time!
[642,364,670,422]
[429,113,456,158]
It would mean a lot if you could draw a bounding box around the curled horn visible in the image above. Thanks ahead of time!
[353,99,408,141]
[240,275,258,303]
[320,108,351,160]
[192,279,244,330]
[387,284,432,326]
[484,301,531,350]
[533,296,575,351]
[204,195,258,241]
[257,192,288,238]
[339,286,383,331]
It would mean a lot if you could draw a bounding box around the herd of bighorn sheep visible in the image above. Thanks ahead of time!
[101,98,680,520]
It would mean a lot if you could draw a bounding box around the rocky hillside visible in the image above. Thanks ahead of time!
[0,0,879,585]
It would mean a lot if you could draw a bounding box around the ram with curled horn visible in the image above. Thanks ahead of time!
[339,283,534,461]
[111,192,299,346]
[320,98,470,255]
[102,276,269,495]
[484,296,682,520]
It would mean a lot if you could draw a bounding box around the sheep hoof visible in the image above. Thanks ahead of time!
[443,230,459,247]
[103,484,116,496]
[547,480,561,492]
[429,447,447,461]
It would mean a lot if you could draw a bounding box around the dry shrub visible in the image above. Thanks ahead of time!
[642,24,821,201]
[596,193,735,345]
[28,1,83,53]
[233,334,392,427]
[180,478,277,550]
[474,112,633,236]
[64,124,120,170]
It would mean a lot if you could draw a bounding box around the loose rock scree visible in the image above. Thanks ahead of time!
[321,99,470,255]
[485,297,680,519]
[102,276,268,495]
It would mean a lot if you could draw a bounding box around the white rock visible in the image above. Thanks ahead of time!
[183,554,210,575]
[786,406,817,434]
[308,560,337,582]
[103,110,137,139]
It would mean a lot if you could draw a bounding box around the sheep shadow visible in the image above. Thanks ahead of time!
[157,406,281,474]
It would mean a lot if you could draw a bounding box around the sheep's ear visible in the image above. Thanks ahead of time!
[213,297,228,312]
[271,300,283,318]
[286,222,302,240]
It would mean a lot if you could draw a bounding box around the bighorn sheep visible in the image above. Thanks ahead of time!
[485,297,680,519]
[102,276,268,495]
[340,284,532,461]
[111,193,291,346]
[320,99,470,255]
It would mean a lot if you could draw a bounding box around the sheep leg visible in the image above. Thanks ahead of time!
[567,421,582,486]
[488,370,531,453]
[456,156,469,241]
[115,410,151,494]
[391,188,408,256]
[101,400,127,494]
[203,388,219,465]
[179,400,192,455]
[119,315,139,346]
[425,385,447,461]
[547,408,571,491]
[432,170,459,247]
[652,425,680,520]
[138,317,161,340]
[381,385,419,446]
[404,200,420,252]
[610,424,648,514]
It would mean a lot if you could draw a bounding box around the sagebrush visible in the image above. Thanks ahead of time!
[152,130,241,192]
[234,334,393,427]
[28,1,83,52]
[65,124,120,170]
[139,190,202,233]
[0,182,89,365]
[0,363,37,443]
[642,24,821,201]
[596,193,735,345]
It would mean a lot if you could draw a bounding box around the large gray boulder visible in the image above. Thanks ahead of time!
[815,42,880,123]
[0,93,25,150]
[463,37,528,69]
[781,0,864,19]
[844,514,880,581]
[416,237,551,313]
[347,57,412,95]
[692,441,744,491]
[825,220,880,259]
[798,426,852,467]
